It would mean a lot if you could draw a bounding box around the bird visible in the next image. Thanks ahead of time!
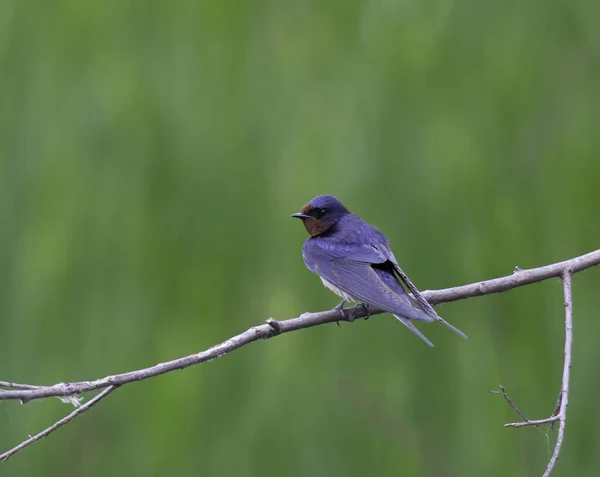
[291,194,466,347]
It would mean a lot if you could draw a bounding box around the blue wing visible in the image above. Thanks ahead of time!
[379,245,468,340]
[303,237,467,340]
[353,242,468,339]
[303,241,433,322]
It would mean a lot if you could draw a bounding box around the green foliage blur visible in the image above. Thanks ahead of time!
[1,1,599,475]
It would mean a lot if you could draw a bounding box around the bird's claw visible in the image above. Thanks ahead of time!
[333,300,347,327]
[358,302,371,320]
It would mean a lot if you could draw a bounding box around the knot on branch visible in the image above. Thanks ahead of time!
[266,318,282,337]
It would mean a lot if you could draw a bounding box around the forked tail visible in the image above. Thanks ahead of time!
[393,314,434,347]
[433,315,468,340]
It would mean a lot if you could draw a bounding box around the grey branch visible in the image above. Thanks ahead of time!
[0,386,117,462]
[490,385,531,423]
[505,416,559,429]
[491,271,574,477]
[0,381,43,391]
[2,248,597,404]
[0,249,597,464]
[490,385,560,428]
[543,270,573,477]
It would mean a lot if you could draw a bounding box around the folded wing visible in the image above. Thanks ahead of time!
[328,259,434,323]
[342,243,467,340]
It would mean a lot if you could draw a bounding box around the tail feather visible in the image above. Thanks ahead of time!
[393,314,434,347]
[393,262,467,340]
[402,287,468,340]
[432,315,468,340]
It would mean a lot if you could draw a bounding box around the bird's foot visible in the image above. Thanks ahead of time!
[358,302,371,320]
[333,300,347,327]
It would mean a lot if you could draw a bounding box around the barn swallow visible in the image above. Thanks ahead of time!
[292,194,466,347]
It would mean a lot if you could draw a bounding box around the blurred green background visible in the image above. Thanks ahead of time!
[1,0,599,476]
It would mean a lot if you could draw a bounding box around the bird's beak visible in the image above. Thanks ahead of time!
[291,212,311,219]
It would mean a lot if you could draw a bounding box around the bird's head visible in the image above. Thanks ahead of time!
[291,195,350,236]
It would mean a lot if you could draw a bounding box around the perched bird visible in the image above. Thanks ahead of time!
[292,194,466,347]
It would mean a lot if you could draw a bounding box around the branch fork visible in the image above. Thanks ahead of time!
[491,270,573,477]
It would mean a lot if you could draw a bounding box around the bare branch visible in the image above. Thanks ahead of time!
[505,416,559,429]
[0,386,117,462]
[0,250,594,463]
[424,249,598,305]
[491,385,561,428]
[0,249,597,404]
[543,270,573,477]
[491,270,574,476]
[0,381,42,391]
[490,385,530,422]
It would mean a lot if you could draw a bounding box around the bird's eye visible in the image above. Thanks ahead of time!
[318,208,327,217]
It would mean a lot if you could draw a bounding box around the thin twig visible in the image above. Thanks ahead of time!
[1,249,597,405]
[505,416,559,429]
[0,381,81,407]
[492,271,574,476]
[490,385,530,422]
[0,381,42,390]
[542,270,573,477]
[491,384,561,428]
[0,386,117,462]
[425,249,598,304]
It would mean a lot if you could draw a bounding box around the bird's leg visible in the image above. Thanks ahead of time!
[333,300,346,327]
[358,302,371,320]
